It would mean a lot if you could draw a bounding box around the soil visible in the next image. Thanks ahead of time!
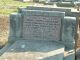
[0,15,9,48]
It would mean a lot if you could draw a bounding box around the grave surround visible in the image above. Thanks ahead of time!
[18,6,77,49]
[0,6,77,60]
[0,10,65,60]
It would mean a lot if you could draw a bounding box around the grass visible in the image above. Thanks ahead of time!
[0,0,31,47]
[0,9,18,15]
[0,0,31,15]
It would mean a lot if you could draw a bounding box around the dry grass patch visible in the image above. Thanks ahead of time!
[0,15,9,48]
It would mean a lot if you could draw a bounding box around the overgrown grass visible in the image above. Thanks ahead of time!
[0,0,31,15]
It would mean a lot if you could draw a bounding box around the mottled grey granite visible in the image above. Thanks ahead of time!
[18,6,77,49]
[18,6,71,16]
[63,17,76,49]
[9,13,22,42]
[63,17,76,60]
[0,7,77,60]
[10,9,77,49]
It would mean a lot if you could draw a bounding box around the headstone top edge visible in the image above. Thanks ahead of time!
[22,10,65,17]
[64,16,76,19]
[26,6,71,10]
[22,9,65,15]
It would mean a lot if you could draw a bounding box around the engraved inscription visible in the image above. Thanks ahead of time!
[22,16,61,41]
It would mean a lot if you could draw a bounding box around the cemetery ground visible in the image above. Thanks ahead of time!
[0,0,33,48]
[0,15,9,48]
[0,0,31,15]
[0,1,32,49]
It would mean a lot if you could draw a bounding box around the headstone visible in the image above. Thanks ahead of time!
[18,6,71,16]
[0,6,77,60]
[0,10,65,60]
[18,6,77,49]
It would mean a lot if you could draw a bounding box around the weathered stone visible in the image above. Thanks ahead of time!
[0,40,64,60]
[64,49,75,60]
[22,10,65,42]
[0,10,66,60]
[0,6,77,60]
[18,6,71,16]
[18,6,78,49]
[9,13,22,42]
[56,2,75,7]
[63,17,76,49]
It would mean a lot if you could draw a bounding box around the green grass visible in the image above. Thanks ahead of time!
[0,0,31,15]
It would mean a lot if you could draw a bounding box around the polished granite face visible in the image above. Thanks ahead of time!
[0,40,64,60]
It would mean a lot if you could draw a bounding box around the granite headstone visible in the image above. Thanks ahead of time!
[0,10,66,60]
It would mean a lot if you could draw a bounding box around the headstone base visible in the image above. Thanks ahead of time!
[0,40,64,60]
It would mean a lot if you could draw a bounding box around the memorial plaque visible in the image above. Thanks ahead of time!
[22,10,64,41]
